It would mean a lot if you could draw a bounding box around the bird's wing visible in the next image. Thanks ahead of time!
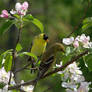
[38,55,54,77]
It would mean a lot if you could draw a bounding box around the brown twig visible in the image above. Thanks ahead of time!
[8,50,88,90]
[8,79,36,90]
[8,71,12,85]
[67,0,90,37]
[14,62,38,74]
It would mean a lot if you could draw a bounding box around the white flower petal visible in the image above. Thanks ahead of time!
[10,9,16,14]
[15,2,22,11]
[62,37,74,45]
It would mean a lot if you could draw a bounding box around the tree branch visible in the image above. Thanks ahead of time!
[42,50,88,78]
[8,50,88,90]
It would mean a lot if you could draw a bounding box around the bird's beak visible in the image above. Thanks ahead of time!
[46,39,49,42]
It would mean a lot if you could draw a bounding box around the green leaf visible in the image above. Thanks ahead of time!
[0,49,13,69]
[36,60,41,66]
[31,18,44,33]
[83,17,92,24]
[82,17,92,31]
[14,14,21,19]
[0,20,13,35]
[2,49,13,56]
[0,55,3,68]
[23,14,44,32]
[4,54,13,72]
[23,14,34,21]
[16,43,22,52]
[18,52,37,61]
[84,54,92,72]
[82,23,92,31]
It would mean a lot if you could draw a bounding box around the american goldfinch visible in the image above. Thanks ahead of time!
[31,33,48,56]
[33,43,65,88]
[28,33,48,72]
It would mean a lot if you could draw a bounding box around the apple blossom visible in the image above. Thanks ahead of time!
[63,34,92,49]
[79,34,90,44]
[15,2,22,11]
[0,1,29,18]
[21,2,29,10]
[63,37,74,45]
[68,62,82,75]
[62,82,77,91]
[0,67,10,84]
[56,62,91,92]
[0,10,9,18]
[14,1,28,16]
[77,82,91,92]
[66,88,75,92]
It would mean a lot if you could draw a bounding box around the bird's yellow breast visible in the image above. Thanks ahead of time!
[31,38,47,56]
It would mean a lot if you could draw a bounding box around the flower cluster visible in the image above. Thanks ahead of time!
[0,67,15,92]
[10,2,28,16]
[0,1,28,18]
[63,34,92,48]
[56,62,91,92]
[0,67,10,85]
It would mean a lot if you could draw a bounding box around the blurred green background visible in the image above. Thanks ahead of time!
[0,0,92,92]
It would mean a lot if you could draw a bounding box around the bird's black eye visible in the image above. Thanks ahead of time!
[43,34,48,40]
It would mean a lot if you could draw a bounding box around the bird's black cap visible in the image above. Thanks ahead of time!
[43,34,48,41]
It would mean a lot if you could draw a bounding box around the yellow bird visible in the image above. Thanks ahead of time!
[31,33,48,57]
[29,33,48,72]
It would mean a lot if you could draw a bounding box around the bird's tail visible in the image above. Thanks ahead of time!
[33,56,54,92]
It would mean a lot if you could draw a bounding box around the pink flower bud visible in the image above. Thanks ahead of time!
[0,10,9,18]
[21,2,28,10]
[73,41,79,48]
